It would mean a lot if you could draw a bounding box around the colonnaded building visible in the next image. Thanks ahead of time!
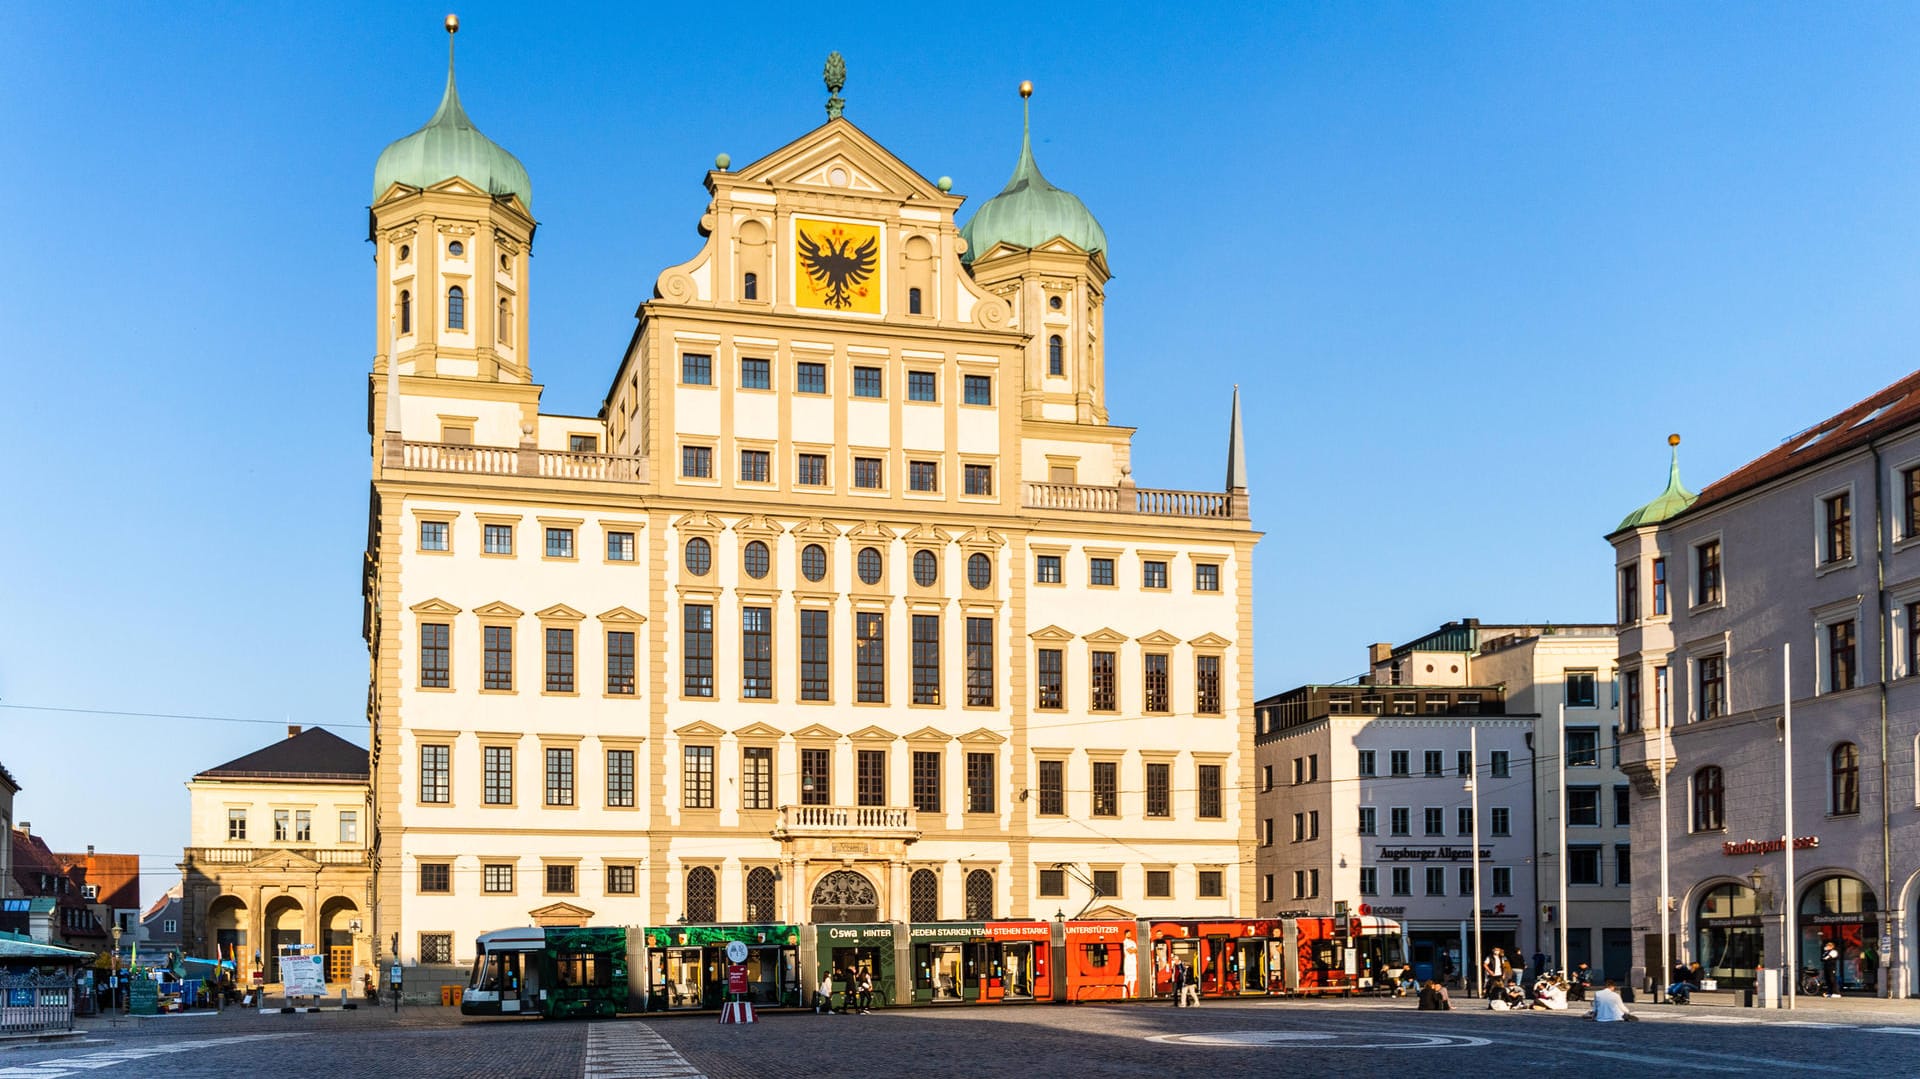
[361,27,1260,972]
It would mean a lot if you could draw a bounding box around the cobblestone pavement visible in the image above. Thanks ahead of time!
[1,998,1916,1078]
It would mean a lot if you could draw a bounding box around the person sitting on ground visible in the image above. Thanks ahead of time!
[1418,979,1452,1011]
[1585,979,1638,1022]
[1501,979,1527,1010]
[1567,963,1591,1002]
[1666,960,1702,1004]
[1531,977,1568,1011]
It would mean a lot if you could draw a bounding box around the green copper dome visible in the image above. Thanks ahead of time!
[960,97,1105,265]
[373,40,532,212]
[1615,443,1697,532]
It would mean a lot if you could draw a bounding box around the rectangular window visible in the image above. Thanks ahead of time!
[739,450,770,483]
[1618,564,1639,623]
[1195,655,1221,716]
[1198,871,1223,898]
[857,749,887,807]
[1565,726,1600,767]
[965,617,994,706]
[607,865,637,895]
[966,752,995,813]
[800,609,830,701]
[1089,557,1115,586]
[741,606,772,699]
[1824,492,1853,564]
[1038,759,1065,815]
[419,745,449,804]
[1358,806,1377,836]
[1039,869,1066,897]
[419,863,450,894]
[683,604,714,697]
[912,750,942,813]
[1457,807,1474,835]
[272,809,289,842]
[856,611,886,703]
[1308,810,1320,839]
[1092,760,1119,817]
[606,631,636,695]
[683,746,715,809]
[545,527,574,559]
[1390,807,1410,836]
[1146,870,1172,898]
[801,748,831,806]
[1452,749,1468,777]
[545,747,574,807]
[1562,672,1598,711]
[606,530,635,561]
[740,357,770,389]
[483,864,513,894]
[963,463,993,496]
[796,452,826,486]
[908,614,940,705]
[1453,866,1472,896]
[1197,764,1223,819]
[1391,867,1411,896]
[1423,807,1443,836]
[1358,750,1376,777]
[1423,750,1443,776]
[607,749,635,808]
[741,746,773,810]
[1425,867,1445,896]
[853,365,883,398]
[1491,806,1510,836]
[1142,560,1169,589]
[1652,557,1668,615]
[1194,563,1220,592]
[1081,650,1117,712]
[1698,654,1725,718]
[907,370,937,401]
[545,628,574,693]
[419,622,449,688]
[1567,785,1601,826]
[963,374,992,405]
[568,434,598,453]
[908,460,938,492]
[681,445,713,478]
[1037,648,1064,709]
[1490,751,1510,778]
[796,360,826,394]
[1036,554,1062,583]
[1144,653,1170,713]
[681,353,711,384]
[545,863,576,895]
[483,523,513,555]
[1568,845,1602,886]
[1492,867,1513,897]
[1146,762,1171,817]
[1359,867,1378,896]
[1696,540,1722,605]
[483,746,513,805]
[483,626,513,690]
[1095,869,1120,898]
[1622,669,1642,730]
[1390,750,1410,777]
[1615,845,1633,885]
[853,456,883,490]
[420,520,448,552]
[1830,619,1857,691]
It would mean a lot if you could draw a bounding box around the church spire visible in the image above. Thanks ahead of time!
[1225,385,1247,494]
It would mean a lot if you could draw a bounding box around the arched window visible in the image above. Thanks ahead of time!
[1831,742,1859,815]
[742,540,770,580]
[497,297,512,342]
[908,287,923,315]
[685,866,717,923]
[1048,334,1064,376]
[910,869,939,922]
[446,285,465,330]
[1692,766,1724,832]
[398,290,411,335]
[745,866,778,923]
[810,869,879,924]
[684,537,712,576]
[964,869,994,920]
[967,553,992,591]
[743,272,758,301]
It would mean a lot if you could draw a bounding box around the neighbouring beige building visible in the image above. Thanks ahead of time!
[362,30,1260,975]
[178,727,371,987]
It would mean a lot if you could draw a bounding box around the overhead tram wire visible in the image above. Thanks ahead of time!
[0,703,362,733]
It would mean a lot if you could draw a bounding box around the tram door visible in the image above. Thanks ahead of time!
[1160,939,1199,997]
[1001,943,1035,1000]
[1201,938,1230,995]
[928,944,965,1002]
[1236,938,1268,995]
[664,948,704,1010]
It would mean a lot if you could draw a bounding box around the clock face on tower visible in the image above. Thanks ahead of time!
[793,217,882,315]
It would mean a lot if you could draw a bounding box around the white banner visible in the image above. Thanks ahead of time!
[281,955,326,997]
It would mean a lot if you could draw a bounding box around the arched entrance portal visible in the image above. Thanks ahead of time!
[1693,881,1762,989]
[204,895,248,962]
[262,895,304,984]
[319,897,360,984]
[1799,875,1879,994]
[810,870,879,923]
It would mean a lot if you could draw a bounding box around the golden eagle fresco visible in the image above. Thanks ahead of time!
[796,223,879,311]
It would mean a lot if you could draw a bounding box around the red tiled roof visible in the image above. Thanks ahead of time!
[1689,368,1920,513]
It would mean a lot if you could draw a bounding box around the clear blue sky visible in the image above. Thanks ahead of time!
[4,2,1918,903]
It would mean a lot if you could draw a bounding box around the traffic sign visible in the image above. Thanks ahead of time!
[725,940,749,964]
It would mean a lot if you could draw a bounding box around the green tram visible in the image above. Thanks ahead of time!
[460,923,802,1018]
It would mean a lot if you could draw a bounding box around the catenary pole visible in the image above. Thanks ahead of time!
[1784,641,1796,1010]
[1558,702,1569,978]
[1470,725,1484,999]
[1658,668,1672,1002]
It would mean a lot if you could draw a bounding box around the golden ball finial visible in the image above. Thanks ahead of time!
[1019,80,1033,99]
[1668,433,1682,447]
[445,13,459,33]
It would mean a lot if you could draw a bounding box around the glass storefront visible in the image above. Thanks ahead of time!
[1694,883,1762,989]
[1798,876,1878,994]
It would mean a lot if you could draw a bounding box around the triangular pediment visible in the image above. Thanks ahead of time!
[958,727,1007,745]
[252,848,324,871]
[597,606,646,624]
[673,720,727,739]
[409,598,463,616]
[791,518,844,540]
[732,722,785,741]
[848,725,898,742]
[1135,630,1181,648]
[1082,627,1129,645]
[1188,632,1232,649]
[791,723,842,742]
[528,902,594,927]
[536,604,585,622]
[904,726,954,743]
[1082,904,1135,920]
[473,601,525,619]
[734,119,947,203]
[1029,625,1075,642]
[902,523,952,546]
[672,510,725,534]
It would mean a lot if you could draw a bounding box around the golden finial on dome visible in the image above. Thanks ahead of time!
[1668,433,1681,447]
[1019,80,1033,99]
[445,13,459,33]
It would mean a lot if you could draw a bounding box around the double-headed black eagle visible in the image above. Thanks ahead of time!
[797,228,878,309]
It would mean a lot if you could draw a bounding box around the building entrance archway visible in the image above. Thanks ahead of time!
[1799,875,1878,994]
[810,870,878,923]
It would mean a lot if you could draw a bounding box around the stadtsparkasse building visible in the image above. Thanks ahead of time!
[362,21,1259,974]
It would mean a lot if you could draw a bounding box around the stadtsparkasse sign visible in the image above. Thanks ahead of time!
[1722,836,1819,856]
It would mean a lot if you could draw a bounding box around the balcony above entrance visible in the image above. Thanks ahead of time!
[773,805,919,843]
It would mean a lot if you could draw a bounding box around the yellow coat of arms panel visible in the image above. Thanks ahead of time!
[793,217,882,315]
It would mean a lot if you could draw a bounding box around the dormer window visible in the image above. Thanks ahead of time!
[447,286,465,330]
[1048,335,1064,376]
[743,272,758,300]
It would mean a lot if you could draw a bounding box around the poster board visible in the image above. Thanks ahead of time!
[280,954,326,998]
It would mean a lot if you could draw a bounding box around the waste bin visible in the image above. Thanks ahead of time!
[1754,968,1780,1009]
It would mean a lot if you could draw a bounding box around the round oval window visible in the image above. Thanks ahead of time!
[913,550,938,587]
[684,537,711,576]
[1049,295,1063,310]
[398,244,410,261]
[743,540,770,579]
[801,543,828,582]
[448,240,464,257]
[857,547,883,585]
[967,553,992,590]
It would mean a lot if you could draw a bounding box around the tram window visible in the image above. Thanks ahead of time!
[1085,943,1110,967]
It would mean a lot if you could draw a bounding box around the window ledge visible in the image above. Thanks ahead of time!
[1814,558,1858,578]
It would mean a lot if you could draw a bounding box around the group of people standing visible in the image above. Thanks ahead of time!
[1466,947,1611,1017]
[813,964,874,1015]
[1166,959,1202,1007]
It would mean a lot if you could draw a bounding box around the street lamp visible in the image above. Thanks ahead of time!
[109,925,122,1014]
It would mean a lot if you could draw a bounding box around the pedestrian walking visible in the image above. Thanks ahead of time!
[815,968,833,1014]
[1822,942,1841,997]
[856,967,873,1014]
